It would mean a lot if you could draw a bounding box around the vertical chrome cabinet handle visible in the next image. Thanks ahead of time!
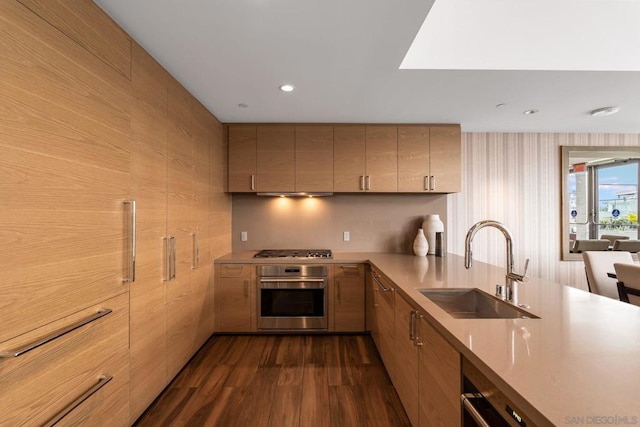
[430,176,436,191]
[192,232,199,269]
[243,279,249,298]
[123,200,136,283]
[424,176,429,191]
[409,311,416,341]
[251,174,256,191]
[359,175,365,191]
[170,237,177,280]
[414,313,424,346]
[365,175,371,190]
[43,375,113,427]
[164,237,171,281]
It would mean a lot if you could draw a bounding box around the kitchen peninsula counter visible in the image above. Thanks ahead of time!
[215,252,640,425]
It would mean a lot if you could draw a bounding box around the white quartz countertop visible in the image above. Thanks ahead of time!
[215,252,640,425]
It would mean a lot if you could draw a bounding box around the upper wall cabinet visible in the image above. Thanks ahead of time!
[334,125,398,192]
[398,125,462,193]
[295,125,334,192]
[228,125,257,192]
[227,124,461,194]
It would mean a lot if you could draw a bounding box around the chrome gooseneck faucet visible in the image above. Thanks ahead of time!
[464,220,529,303]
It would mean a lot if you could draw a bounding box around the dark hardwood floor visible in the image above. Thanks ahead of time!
[134,334,411,427]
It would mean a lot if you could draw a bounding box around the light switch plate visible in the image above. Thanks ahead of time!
[343,231,350,241]
[241,231,248,242]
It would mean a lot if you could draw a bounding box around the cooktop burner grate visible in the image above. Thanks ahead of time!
[253,249,333,259]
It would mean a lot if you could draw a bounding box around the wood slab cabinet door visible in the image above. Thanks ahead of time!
[392,295,420,427]
[0,0,131,345]
[256,125,295,192]
[166,77,198,380]
[129,42,170,423]
[334,125,367,192]
[429,126,462,193]
[215,264,254,332]
[295,125,334,192]
[333,264,365,332]
[365,126,398,192]
[369,268,395,375]
[418,315,461,427]
[228,125,257,192]
[398,126,430,192]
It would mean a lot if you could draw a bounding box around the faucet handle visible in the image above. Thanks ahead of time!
[508,258,530,282]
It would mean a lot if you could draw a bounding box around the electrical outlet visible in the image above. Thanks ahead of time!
[343,231,350,242]
[241,231,248,242]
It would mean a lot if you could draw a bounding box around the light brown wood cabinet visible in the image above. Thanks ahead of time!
[334,125,398,192]
[391,293,461,427]
[228,125,257,192]
[257,125,296,192]
[418,315,460,427]
[398,125,462,193]
[228,124,460,194]
[333,264,365,331]
[295,125,334,192]
[215,264,255,332]
[3,2,231,425]
[392,295,420,426]
[0,293,130,426]
[368,267,396,375]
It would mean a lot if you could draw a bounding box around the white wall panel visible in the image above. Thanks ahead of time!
[448,133,640,291]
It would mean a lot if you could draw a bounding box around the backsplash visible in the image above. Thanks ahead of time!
[231,193,448,253]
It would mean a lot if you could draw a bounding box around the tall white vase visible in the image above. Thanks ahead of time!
[413,228,428,256]
[422,214,444,255]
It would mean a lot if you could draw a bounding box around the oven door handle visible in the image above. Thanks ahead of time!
[259,278,326,283]
[461,393,491,427]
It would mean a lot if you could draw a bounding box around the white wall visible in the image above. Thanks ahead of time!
[447,133,640,291]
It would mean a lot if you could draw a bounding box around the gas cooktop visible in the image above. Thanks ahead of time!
[253,249,333,259]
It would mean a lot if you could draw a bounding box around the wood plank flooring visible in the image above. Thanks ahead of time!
[134,334,411,427]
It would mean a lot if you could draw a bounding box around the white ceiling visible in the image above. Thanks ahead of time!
[94,0,640,133]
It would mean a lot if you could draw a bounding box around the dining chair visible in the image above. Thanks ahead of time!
[612,239,640,252]
[613,263,640,306]
[582,251,634,299]
[600,234,629,245]
[572,239,610,253]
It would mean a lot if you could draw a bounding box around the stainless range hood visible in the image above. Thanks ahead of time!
[256,192,333,197]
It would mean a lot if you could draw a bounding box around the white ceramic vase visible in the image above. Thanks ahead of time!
[413,228,428,256]
[422,214,444,255]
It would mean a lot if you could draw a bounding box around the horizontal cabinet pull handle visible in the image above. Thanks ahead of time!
[259,277,326,283]
[372,274,393,292]
[0,309,112,358]
[44,375,113,427]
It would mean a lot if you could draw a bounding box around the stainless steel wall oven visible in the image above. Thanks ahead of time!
[258,265,328,330]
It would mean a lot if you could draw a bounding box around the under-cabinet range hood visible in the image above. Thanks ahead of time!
[256,192,333,197]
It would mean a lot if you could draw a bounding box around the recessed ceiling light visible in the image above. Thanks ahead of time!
[279,84,295,92]
[238,103,248,108]
[523,109,538,115]
[590,106,619,117]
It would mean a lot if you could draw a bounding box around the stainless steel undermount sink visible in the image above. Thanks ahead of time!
[419,288,540,319]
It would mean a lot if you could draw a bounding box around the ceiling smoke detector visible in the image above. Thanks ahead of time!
[590,106,620,117]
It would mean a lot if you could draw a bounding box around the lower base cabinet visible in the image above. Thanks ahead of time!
[215,264,255,332]
[376,290,461,427]
[0,293,130,427]
[333,264,365,331]
[418,313,460,427]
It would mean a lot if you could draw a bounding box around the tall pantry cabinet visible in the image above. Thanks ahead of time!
[0,1,132,425]
[130,44,222,422]
[1,2,231,425]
